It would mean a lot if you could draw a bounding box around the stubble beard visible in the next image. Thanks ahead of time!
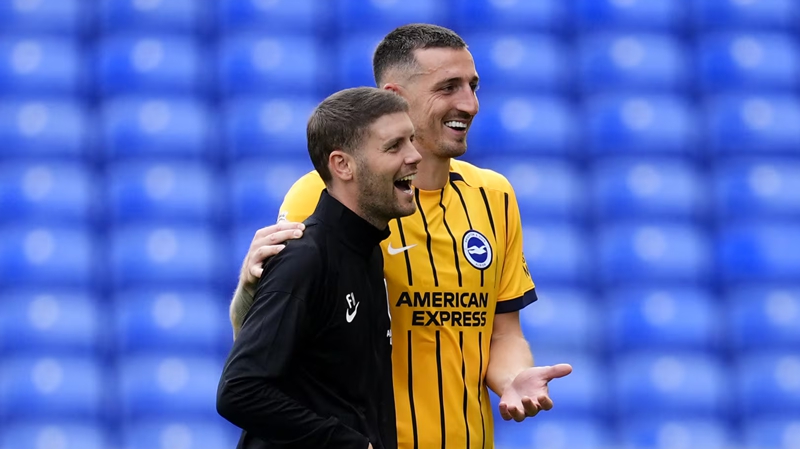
[356,164,413,226]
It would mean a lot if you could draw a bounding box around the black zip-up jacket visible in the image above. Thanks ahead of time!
[217,190,396,449]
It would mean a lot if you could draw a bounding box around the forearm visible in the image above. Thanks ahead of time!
[485,332,534,396]
[230,284,255,340]
[217,378,369,448]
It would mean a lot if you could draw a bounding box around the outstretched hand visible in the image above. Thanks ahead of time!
[498,364,573,422]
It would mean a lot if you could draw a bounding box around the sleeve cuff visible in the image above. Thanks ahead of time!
[496,288,538,314]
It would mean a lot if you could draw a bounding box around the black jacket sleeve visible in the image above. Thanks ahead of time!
[216,241,370,449]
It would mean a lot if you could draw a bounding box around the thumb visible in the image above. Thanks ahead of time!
[544,363,573,380]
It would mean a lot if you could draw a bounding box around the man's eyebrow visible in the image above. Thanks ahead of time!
[383,136,402,149]
[434,76,480,88]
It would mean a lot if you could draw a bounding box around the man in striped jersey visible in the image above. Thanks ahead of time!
[230,24,572,449]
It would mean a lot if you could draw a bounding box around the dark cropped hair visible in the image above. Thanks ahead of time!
[373,23,467,85]
[307,87,409,183]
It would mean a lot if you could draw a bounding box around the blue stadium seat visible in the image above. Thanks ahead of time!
[615,352,728,418]
[223,97,319,160]
[107,160,220,223]
[494,416,613,449]
[0,225,97,288]
[218,35,319,96]
[119,355,223,419]
[714,158,800,219]
[574,0,685,31]
[737,352,800,418]
[0,100,91,159]
[706,94,800,155]
[744,418,800,449]
[577,34,689,92]
[453,0,567,32]
[584,94,697,155]
[229,158,315,229]
[0,356,105,420]
[463,34,571,93]
[691,0,799,30]
[591,157,707,219]
[122,419,239,449]
[728,286,800,351]
[336,0,445,33]
[0,290,100,354]
[620,418,734,449]
[218,0,319,33]
[717,223,800,282]
[114,289,229,355]
[468,95,577,156]
[0,161,96,223]
[110,225,225,288]
[101,97,214,159]
[96,35,208,95]
[0,421,107,449]
[0,0,86,35]
[337,33,385,89]
[0,36,84,95]
[99,0,210,34]
[469,157,585,221]
[696,33,800,91]
[519,289,600,352]
[606,287,721,352]
[521,222,591,285]
[597,223,712,285]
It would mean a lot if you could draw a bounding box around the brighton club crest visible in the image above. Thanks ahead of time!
[462,230,492,270]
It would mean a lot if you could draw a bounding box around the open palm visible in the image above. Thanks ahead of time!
[498,364,573,422]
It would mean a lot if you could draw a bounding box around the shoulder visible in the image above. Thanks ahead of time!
[279,171,326,223]
[265,226,326,274]
[451,159,514,194]
[287,171,326,195]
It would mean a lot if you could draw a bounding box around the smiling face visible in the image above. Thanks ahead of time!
[399,47,480,160]
[354,111,421,223]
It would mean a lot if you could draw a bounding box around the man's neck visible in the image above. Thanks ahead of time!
[327,186,388,230]
[412,154,451,191]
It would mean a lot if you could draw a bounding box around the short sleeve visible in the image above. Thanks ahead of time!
[277,171,326,224]
[496,182,537,314]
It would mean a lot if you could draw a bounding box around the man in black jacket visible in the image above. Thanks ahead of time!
[216,87,421,449]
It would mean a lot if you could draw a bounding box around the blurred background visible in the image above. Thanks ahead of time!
[1,0,800,448]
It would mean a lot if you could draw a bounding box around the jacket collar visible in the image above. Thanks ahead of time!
[313,189,391,257]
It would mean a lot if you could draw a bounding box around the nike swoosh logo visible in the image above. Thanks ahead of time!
[345,302,359,323]
[387,243,417,255]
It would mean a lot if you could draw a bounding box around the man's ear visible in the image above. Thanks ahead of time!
[329,150,354,182]
[381,82,402,95]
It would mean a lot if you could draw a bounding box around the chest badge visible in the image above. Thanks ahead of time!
[463,230,493,270]
[345,292,359,323]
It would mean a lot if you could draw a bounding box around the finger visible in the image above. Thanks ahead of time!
[254,221,304,238]
[248,263,264,278]
[250,229,303,251]
[253,244,286,265]
[507,403,526,422]
[545,363,573,380]
[521,396,540,417]
[512,407,527,422]
[268,229,304,245]
[538,394,554,411]
[498,403,513,421]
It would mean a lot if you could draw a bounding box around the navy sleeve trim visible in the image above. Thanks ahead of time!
[496,288,538,314]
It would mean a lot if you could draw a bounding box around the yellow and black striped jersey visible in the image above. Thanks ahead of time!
[277,159,537,449]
